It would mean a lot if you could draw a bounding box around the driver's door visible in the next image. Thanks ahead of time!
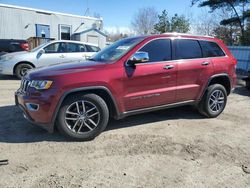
[36,42,68,67]
[122,39,178,111]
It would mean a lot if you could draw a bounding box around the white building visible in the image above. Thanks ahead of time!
[0,3,107,48]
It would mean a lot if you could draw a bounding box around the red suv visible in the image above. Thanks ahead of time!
[15,33,237,140]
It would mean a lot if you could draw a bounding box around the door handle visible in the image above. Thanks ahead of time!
[164,65,174,70]
[59,55,65,58]
[202,61,210,66]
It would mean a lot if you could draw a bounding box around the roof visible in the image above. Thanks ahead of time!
[49,40,99,47]
[74,28,108,37]
[163,32,214,39]
[0,3,102,21]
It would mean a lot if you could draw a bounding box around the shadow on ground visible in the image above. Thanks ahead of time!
[0,75,18,81]
[0,85,248,143]
[0,104,203,143]
[233,86,250,97]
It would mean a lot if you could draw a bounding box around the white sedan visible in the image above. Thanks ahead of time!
[0,40,100,79]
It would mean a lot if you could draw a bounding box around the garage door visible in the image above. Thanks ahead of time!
[87,35,99,45]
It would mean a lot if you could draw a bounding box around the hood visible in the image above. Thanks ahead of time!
[0,51,30,60]
[27,60,106,79]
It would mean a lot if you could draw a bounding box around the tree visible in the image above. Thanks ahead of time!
[192,0,250,44]
[131,7,158,35]
[171,14,190,33]
[154,10,170,33]
[154,10,190,33]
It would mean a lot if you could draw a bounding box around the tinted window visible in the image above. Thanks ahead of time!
[175,39,202,60]
[66,43,86,53]
[44,43,66,53]
[199,41,225,57]
[139,39,171,62]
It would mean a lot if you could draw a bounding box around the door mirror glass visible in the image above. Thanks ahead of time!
[39,49,45,55]
[127,51,149,66]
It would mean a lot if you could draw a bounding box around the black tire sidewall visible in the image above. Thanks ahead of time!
[15,64,33,79]
[57,94,109,141]
[204,84,227,118]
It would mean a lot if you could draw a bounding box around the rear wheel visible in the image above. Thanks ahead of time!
[15,63,33,79]
[57,94,109,141]
[197,84,227,118]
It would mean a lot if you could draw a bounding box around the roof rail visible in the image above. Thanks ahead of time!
[163,32,214,38]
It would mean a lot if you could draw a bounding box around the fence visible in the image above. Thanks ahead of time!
[228,46,250,77]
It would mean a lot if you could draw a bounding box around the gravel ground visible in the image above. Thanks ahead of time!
[0,75,250,188]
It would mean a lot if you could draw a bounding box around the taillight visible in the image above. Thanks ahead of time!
[232,58,237,69]
[20,43,29,51]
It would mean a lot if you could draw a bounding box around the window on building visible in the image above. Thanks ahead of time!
[60,25,71,40]
[199,41,225,57]
[139,39,172,62]
[175,39,202,60]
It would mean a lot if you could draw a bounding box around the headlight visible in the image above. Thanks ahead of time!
[30,80,53,90]
[0,55,14,62]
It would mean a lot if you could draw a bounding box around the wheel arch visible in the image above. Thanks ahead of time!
[52,86,120,127]
[13,61,35,74]
[200,73,232,100]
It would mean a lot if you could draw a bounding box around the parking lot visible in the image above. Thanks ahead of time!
[0,75,250,187]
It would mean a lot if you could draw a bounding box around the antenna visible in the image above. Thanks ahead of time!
[84,0,90,16]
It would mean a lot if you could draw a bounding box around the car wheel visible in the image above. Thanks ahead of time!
[57,94,109,141]
[15,63,33,79]
[198,84,227,118]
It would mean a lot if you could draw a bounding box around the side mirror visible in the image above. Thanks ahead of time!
[39,49,45,55]
[127,51,149,66]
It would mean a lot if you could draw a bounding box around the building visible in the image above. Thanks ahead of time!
[0,3,107,48]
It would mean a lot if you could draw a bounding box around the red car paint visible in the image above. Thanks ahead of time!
[15,33,237,132]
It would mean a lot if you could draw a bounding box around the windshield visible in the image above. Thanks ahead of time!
[90,37,145,62]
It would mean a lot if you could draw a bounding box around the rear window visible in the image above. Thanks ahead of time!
[199,41,225,57]
[174,39,202,60]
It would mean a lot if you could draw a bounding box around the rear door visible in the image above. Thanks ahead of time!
[174,39,214,102]
[123,39,178,111]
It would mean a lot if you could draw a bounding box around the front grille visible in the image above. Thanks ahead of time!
[20,80,31,93]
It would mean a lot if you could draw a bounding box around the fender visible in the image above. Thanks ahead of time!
[51,86,121,126]
[199,73,231,101]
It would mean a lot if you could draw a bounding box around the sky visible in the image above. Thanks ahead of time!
[0,0,204,33]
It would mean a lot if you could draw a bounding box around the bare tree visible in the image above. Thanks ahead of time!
[131,7,158,35]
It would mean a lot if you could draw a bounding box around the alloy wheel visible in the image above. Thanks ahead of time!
[65,100,100,134]
[208,89,225,113]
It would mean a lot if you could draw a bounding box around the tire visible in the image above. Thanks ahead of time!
[15,63,33,79]
[246,80,250,90]
[57,94,109,141]
[197,84,227,118]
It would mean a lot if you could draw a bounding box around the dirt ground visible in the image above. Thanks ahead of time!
[0,75,250,188]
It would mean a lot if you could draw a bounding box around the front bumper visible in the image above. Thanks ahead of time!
[15,89,58,133]
[0,61,15,75]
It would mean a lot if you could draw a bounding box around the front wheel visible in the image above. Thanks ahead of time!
[57,94,109,141]
[197,84,227,118]
[15,63,33,79]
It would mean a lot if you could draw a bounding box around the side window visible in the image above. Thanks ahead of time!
[66,43,86,53]
[199,41,225,57]
[175,39,202,60]
[44,43,66,53]
[86,45,101,52]
[139,39,172,62]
